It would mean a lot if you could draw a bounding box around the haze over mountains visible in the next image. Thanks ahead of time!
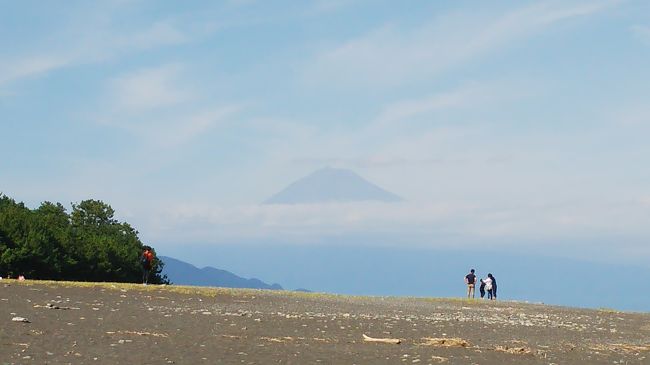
[160,256,282,290]
[264,167,402,204]
[155,167,650,311]
[160,244,650,312]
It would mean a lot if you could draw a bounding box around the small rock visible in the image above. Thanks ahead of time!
[12,316,30,323]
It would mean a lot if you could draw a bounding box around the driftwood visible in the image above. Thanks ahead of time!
[362,334,401,344]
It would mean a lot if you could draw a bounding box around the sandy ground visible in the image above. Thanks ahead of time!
[2,280,650,364]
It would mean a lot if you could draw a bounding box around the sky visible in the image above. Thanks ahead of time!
[2,0,650,264]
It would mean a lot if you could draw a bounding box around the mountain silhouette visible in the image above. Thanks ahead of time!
[264,167,402,204]
[160,256,283,290]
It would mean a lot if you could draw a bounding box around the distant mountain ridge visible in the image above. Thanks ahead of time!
[265,167,402,204]
[160,256,282,290]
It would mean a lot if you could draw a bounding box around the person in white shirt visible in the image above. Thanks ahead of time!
[483,275,493,300]
[488,273,497,300]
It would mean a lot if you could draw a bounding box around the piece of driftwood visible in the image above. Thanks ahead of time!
[362,334,401,344]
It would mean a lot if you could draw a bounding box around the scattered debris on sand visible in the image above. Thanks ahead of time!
[260,336,294,343]
[430,355,448,363]
[106,330,169,338]
[362,334,401,344]
[420,337,470,347]
[494,345,533,355]
[3,280,650,364]
[589,343,650,353]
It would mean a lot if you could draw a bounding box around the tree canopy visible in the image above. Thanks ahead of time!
[0,194,167,284]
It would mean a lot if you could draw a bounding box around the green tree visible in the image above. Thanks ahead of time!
[31,202,74,279]
[69,199,167,283]
[0,194,32,277]
[0,194,167,283]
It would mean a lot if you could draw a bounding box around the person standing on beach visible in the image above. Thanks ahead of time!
[141,246,154,285]
[465,269,477,298]
[483,274,494,300]
[488,273,497,300]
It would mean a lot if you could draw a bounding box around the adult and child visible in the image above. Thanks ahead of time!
[465,269,497,300]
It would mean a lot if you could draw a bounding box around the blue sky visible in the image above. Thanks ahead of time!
[2,0,650,262]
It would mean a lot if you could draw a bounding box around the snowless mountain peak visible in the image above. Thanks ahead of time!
[264,167,403,204]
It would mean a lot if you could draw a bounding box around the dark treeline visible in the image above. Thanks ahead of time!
[0,194,167,284]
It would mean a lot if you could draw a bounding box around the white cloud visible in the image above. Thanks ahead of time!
[98,63,244,148]
[96,103,242,149]
[0,11,199,87]
[154,106,242,147]
[303,0,617,88]
[372,83,504,128]
[631,24,650,44]
[611,103,650,127]
[0,55,73,86]
[109,64,192,111]
[283,81,521,173]
[118,21,189,50]
[130,198,650,254]
[302,0,357,17]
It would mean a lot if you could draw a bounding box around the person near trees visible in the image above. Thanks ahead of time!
[141,246,154,285]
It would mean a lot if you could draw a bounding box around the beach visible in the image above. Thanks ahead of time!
[2,280,649,364]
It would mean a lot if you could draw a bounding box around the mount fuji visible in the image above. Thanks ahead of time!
[264,167,402,204]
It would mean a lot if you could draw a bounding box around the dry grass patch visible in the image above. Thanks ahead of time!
[106,330,169,338]
[260,336,295,343]
[494,345,533,355]
[311,337,332,343]
[589,343,650,353]
[420,337,470,347]
[5,279,259,298]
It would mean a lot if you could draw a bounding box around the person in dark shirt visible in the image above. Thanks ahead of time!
[141,246,154,285]
[465,269,477,298]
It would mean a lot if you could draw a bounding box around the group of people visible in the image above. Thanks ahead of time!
[464,269,497,300]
